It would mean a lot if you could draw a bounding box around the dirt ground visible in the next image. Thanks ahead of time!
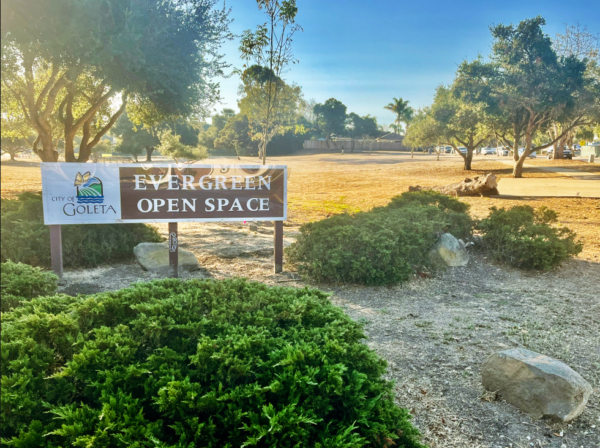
[2,152,599,447]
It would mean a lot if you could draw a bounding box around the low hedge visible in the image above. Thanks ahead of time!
[0,261,59,312]
[1,192,163,268]
[287,191,473,285]
[1,278,424,448]
[477,205,582,270]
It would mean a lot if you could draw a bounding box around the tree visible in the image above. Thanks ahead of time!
[346,113,379,143]
[239,0,302,164]
[212,108,236,134]
[90,138,113,163]
[113,113,160,162]
[555,24,599,62]
[547,24,600,158]
[404,86,488,169]
[157,131,207,164]
[1,137,28,160]
[404,108,443,160]
[456,17,597,177]
[238,66,303,159]
[384,98,414,135]
[214,114,256,158]
[313,98,347,146]
[1,0,232,162]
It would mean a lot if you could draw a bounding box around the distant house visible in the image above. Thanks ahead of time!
[376,132,404,143]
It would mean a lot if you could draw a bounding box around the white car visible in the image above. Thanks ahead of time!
[455,147,467,155]
[518,147,537,158]
[481,147,496,155]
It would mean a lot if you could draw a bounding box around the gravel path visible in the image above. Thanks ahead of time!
[59,225,600,448]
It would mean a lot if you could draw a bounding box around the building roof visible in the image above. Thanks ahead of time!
[376,132,404,142]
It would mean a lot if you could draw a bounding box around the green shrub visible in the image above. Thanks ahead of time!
[287,191,473,285]
[1,279,425,448]
[1,192,163,268]
[1,261,59,311]
[477,205,582,270]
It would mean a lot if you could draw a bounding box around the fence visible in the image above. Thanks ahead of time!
[303,140,410,151]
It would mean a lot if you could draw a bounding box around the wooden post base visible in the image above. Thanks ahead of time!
[274,221,283,273]
[50,225,63,278]
[169,222,178,278]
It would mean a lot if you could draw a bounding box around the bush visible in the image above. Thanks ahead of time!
[1,192,163,268]
[1,278,425,448]
[1,261,59,311]
[477,205,582,270]
[287,191,473,285]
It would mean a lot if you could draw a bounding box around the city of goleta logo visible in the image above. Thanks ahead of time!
[74,171,104,204]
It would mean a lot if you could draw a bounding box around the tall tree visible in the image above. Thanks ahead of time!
[239,0,302,164]
[1,137,28,161]
[404,108,443,161]
[456,17,597,177]
[113,113,160,162]
[1,0,231,162]
[384,98,414,134]
[547,24,600,158]
[405,86,488,169]
[214,113,256,158]
[238,66,303,157]
[346,113,379,140]
[313,98,347,146]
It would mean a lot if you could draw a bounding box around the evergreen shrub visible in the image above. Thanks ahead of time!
[477,205,582,270]
[287,191,472,285]
[1,278,424,448]
[1,192,163,268]
[0,261,58,312]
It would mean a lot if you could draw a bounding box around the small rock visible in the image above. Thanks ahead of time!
[249,224,258,232]
[133,243,200,275]
[429,233,469,267]
[482,348,592,422]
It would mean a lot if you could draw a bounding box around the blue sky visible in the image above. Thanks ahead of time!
[214,0,599,127]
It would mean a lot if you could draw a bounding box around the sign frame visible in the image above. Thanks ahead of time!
[41,162,288,278]
[41,163,288,225]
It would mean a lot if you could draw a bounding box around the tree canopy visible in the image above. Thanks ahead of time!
[384,98,414,134]
[313,98,347,143]
[455,17,598,176]
[1,0,232,162]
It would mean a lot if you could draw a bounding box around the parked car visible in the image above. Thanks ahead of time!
[481,147,496,155]
[494,146,509,156]
[518,147,537,158]
[443,146,453,153]
[546,148,573,159]
[455,146,467,155]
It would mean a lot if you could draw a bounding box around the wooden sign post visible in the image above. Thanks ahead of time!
[50,225,63,278]
[274,221,283,273]
[169,222,178,278]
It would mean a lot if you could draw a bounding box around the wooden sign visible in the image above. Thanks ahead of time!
[41,163,287,224]
[41,163,287,277]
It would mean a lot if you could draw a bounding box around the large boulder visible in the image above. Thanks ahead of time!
[134,243,200,275]
[429,233,469,267]
[482,348,592,422]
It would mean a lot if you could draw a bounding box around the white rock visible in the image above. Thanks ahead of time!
[429,233,469,267]
[133,243,200,276]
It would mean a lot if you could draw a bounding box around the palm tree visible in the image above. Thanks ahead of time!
[384,98,414,134]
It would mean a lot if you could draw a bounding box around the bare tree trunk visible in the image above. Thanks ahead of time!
[145,146,154,162]
[464,152,473,170]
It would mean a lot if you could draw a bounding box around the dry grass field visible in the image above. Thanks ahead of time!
[2,152,600,260]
